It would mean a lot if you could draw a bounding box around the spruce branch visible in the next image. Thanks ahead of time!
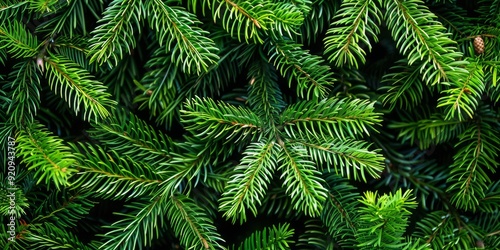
[70,143,163,200]
[446,119,500,212]
[231,223,294,250]
[146,0,219,74]
[324,0,382,68]
[219,141,279,223]
[296,138,384,181]
[438,59,485,121]
[0,19,39,58]
[278,143,327,217]
[166,194,225,250]
[88,0,143,65]
[4,60,41,127]
[181,96,262,142]
[17,121,78,189]
[280,97,381,141]
[44,52,116,121]
[266,38,333,99]
[384,0,465,85]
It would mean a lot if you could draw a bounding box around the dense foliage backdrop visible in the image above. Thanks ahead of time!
[1,0,500,249]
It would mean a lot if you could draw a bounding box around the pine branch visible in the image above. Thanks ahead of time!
[324,0,382,68]
[16,121,78,189]
[44,52,116,122]
[146,0,219,74]
[219,141,279,223]
[278,143,327,217]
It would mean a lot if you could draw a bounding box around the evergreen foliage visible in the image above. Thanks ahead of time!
[1,0,500,249]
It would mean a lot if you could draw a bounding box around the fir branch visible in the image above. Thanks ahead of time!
[266,38,334,99]
[414,211,474,249]
[209,0,273,43]
[181,96,263,142]
[232,223,294,250]
[4,60,41,127]
[438,59,485,121]
[28,0,62,13]
[0,19,39,58]
[70,143,163,200]
[31,189,95,228]
[88,0,143,65]
[166,194,225,250]
[446,120,500,212]
[146,0,220,74]
[299,0,339,45]
[388,112,467,149]
[322,174,360,247]
[277,143,327,217]
[36,0,103,37]
[219,141,279,223]
[99,196,168,249]
[379,60,425,111]
[0,186,29,218]
[44,52,116,122]
[17,121,78,189]
[296,219,335,249]
[280,97,381,141]
[324,0,382,68]
[383,0,466,85]
[356,189,417,249]
[23,222,93,250]
[295,138,384,181]
[88,108,175,166]
[246,59,285,122]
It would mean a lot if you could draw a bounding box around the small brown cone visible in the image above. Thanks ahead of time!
[474,36,484,54]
